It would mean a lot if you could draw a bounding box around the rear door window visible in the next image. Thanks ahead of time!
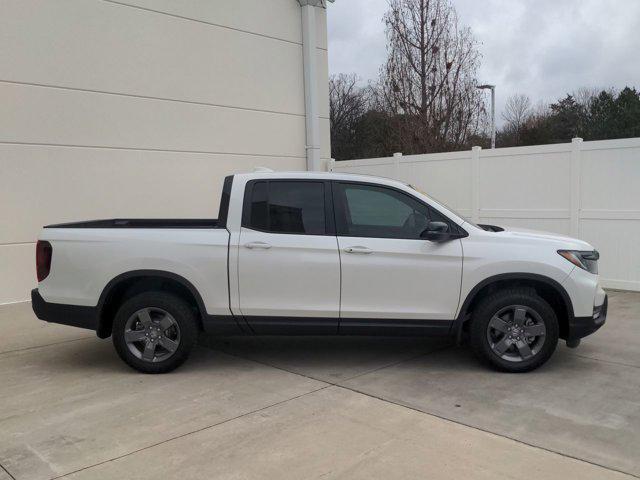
[244,181,326,235]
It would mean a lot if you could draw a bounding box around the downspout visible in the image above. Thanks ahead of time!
[299,0,325,171]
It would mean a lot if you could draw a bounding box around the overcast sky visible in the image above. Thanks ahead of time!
[327,0,640,124]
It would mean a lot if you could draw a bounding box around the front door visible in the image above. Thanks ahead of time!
[238,179,340,333]
[333,182,463,332]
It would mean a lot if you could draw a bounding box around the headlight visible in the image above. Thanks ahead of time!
[558,250,599,274]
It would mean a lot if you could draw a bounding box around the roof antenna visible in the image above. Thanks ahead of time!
[253,166,274,173]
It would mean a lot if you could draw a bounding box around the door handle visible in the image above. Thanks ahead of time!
[344,246,373,254]
[244,241,272,249]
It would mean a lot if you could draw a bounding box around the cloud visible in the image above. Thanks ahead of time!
[327,0,640,121]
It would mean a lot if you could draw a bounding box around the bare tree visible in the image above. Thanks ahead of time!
[330,74,368,138]
[573,87,599,111]
[329,73,369,159]
[502,94,531,131]
[378,0,485,153]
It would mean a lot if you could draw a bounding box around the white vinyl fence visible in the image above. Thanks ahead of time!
[330,137,640,291]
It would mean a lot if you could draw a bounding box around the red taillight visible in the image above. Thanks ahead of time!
[36,241,52,282]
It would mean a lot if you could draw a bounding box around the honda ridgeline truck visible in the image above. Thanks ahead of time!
[32,172,607,373]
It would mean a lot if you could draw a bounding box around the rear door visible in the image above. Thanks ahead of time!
[237,179,340,333]
[333,181,463,332]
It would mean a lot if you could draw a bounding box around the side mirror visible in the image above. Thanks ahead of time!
[420,221,451,242]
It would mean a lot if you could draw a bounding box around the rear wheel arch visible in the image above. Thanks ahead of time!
[455,273,574,341]
[96,270,206,338]
[112,291,199,373]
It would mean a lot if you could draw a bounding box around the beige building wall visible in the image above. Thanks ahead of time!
[0,0,330,303]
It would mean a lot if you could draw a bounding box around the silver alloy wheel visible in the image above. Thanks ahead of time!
[124,307,181,363]
[486,305,546,362]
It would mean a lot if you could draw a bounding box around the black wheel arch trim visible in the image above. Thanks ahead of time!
[453,272,575,343]
[96,269,243,338]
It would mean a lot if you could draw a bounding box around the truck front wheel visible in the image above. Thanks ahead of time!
[469,288,559,373]
[112,292,199,374]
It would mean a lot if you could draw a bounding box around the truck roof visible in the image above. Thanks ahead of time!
[234,170,410,188]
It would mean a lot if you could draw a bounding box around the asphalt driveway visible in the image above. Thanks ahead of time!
[0,291,637,479]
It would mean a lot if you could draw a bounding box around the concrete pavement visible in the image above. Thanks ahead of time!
[0,291,638,479]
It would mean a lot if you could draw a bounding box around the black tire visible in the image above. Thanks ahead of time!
[469,288,559,373]
[112,292,199,374]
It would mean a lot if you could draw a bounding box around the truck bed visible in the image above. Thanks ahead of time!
[44,219,221,229]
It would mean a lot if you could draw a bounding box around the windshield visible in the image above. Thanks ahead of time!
[408,184,480,228]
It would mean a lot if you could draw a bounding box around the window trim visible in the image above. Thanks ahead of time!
[217,175,234,228]
[332,180,467,240]
[241,179,335,236]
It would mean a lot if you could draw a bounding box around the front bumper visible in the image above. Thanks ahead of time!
[31,289,99,331]
[565,294,607,341]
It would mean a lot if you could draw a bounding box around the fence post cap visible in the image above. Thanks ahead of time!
[572,137,583,143]
[327,158,336,172]
[393,152,403,157]
[472,145,482,151]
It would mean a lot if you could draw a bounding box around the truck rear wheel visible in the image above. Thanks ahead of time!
[112,292,199,373]
[469,288,559,373]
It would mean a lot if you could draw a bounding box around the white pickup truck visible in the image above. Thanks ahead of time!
[32,171,607,373]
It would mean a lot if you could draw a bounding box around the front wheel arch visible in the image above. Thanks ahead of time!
[469,288,560,372]
[454,273,574,342]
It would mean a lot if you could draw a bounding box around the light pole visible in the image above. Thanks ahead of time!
[477,84,496,149]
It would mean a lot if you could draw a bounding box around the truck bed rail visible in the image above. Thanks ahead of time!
[45,219,220,229]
